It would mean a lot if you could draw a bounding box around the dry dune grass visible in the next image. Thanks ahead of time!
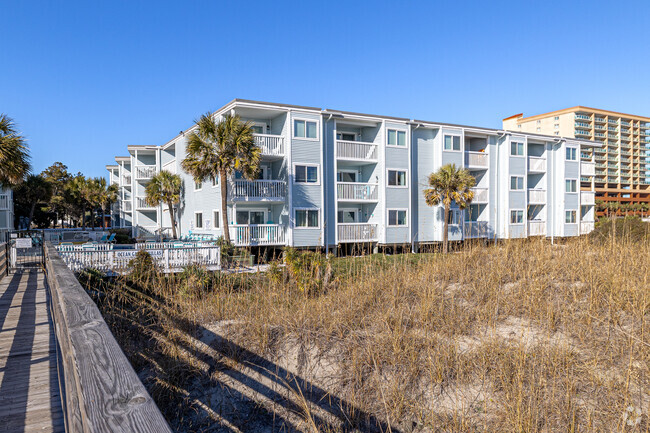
[80,237,650,432]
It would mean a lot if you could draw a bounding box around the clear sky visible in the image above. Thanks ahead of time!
[2,0,650,179]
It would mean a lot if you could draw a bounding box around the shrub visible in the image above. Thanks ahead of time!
[128,249,157,283]
[283,248,333,295]
[177,264,211,298]
[589,216,650,243]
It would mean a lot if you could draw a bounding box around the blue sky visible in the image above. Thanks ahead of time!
[2,0,650,178]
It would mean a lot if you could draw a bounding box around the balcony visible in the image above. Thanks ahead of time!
[230,224,285,246]
[528,189,546,204]
[465,151,489,169]
[581,161,596,176]
[122,200,133,212]
[528,156,546,173]
[136,197,155,209]
[0,194,9,210]
[337,223,378,243]
[575,114,591,121]
[470,187,488,204]
[581,191,595,205]
[230,180,286,201]
[255,134,285,157]
[135,165,157,180]
[575,130,591,137]
[580,221,594,235]
[122,174,132,185]
[336,140,378,163]
[463,221,490,239]
[161,160,176,174]
[528,220,546,236]
[337,182,378,202]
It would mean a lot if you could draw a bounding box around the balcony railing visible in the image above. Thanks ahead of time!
[528,189,546,204]
[580,221,594,234]
[470,187,488,204]
[122,200,133,212]
[337,223,378,243]
[581,191,595,205]
[230,180,286,201]
[122,174,132,185]
[528,220,546,236]
[230,224,285,246]
[581,161,596,176]
[463,221,490,239]
[528,156,546,172]
[136,197,155,209]
[0,194,9,210]
[336,140,378,162]
[161,160,176,174]
[254,134,285,156]
[465,151,489,169]
[135,165,157,180]
[337,182,378,201]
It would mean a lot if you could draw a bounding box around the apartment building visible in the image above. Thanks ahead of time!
[0,187,14,237]
[503,107,650,213]
[108,99,599,249]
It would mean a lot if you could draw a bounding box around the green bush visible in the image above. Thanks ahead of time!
[284,248,333,295]
[589,216,650,243]
[128,250,157,283]
[177,264,211,298]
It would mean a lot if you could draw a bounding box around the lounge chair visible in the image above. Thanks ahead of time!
[99,234,108,242]
[107,233,116,243]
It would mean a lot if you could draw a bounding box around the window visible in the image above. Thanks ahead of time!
[510,210,524,224]
[536,120,541,125]
[536,127,541,132]
[566,179,577,192]
[565,210,577,224]
[195,212,203,228]
[295,164,319,183]
[387,129,407,147]
[510,176,524,190]
[554,123,560,129]
[294,119,317,139]
[236,210,265,225]
[387,169,407,187]
[517,124,521,129]
[213,211,220,228]
[194,181,202,191]
[554,132,559,136]
[447,209,462,225]
[211,176,218,187]
[444,135,461,151]
[554,116,560,121]
[510,141,524,156]
[295,209,319,228]
[566,147,577,160]
[388,209,407,226]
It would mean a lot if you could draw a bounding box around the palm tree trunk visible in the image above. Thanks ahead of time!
[168,201,177,239]
[28,203,36,229]
[443,204,450,254]
[220,171,231,243]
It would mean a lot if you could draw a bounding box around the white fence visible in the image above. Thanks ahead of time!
[470,187,488,204]
[580,221,595,234]
[230,224,285,246]
[230,180,286,200]
[337,183,378,201]
[336,140,378,161]
[528,189,546,204]
[57,246,221,273]
[135,165,157,180]
[528,220,546,236]
[254,134,284,156]
[528,156,546,172]
[337,223,377,242]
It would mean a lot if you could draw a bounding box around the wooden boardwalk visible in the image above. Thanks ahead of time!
[0,270,64,433]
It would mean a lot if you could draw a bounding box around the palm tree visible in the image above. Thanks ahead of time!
[641,202,649,219]
[14,174,52,228]
[94,177,118,229]
[181,113,261,243]
[145,170,182,239]
[423,163,475,254]
[67,176,93,228]
[0,114,31,186]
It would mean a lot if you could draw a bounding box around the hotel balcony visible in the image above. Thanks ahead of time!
[581,191,595,206]
[337,182,378,202]
[336,140,378,163]
[580,221,594,235]
[575,130,591,137]
[0,194,9,210]
[470,187,488,204]
[254,134,285,158]
[575,114,591,121]
[528,156,546,173]
[135,165,157,180]
[528,220,546,236]
[229,180,286,202]
[337,223,378,243]
[136,197,155,210]
[161,160,176,174]
[229,224,286,246]
[122,174,132,185]
[581,161,596,176]
[465,151,489,169]
[463,221,490,239]
[528,189,546,204]
[122,200,133,212]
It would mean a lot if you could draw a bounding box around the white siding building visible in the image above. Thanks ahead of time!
[0,187,14,237]
[107,99,598,248]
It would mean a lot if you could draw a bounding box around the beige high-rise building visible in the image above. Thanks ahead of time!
[504,107,650,214]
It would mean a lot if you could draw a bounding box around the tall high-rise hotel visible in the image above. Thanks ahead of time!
[504,107,650,212]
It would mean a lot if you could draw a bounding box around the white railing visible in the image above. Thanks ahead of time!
[135,226,171,240]
[122,175,132,185]
[162,160,176,174]
[337,182,378,201]
[230,180,286,200]
[0,195,9,210]
[463,221,490,239]
[580,221,595,234]
[336,140,378,161]
[57,246,221,273]
[337,223,378,242]
[528,156,546,172]
[229,224,285,246]
[528,189,546,204]
[135,165,157,180]
[528,220,546,236]
[254,134,284,156]
[465,151,488,168]
[581,161,596,176]
[470,187,488,203]
[581,191,596,205]
[122,200,133,212]
[136,197,154,209]
[57,243,114,252]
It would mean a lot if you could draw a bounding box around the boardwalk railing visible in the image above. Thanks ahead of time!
[44,243,172,432]
[56,245,221,273]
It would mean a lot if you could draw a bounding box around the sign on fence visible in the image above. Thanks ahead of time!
[15,238,32,248]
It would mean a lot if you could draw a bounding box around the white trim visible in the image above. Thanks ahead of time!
[510,140,526,157]
[194,211,204,229]
[386,168,408,188]
[565,209,578,224]
[292,117,319,141]
[565,178,578,193]
[212,209,221,230]
[194,180,203,192]
[509,175,525,191]
[442,134,462,152]
[387,208,409,227]
[294,208,320,229]
[509,209,525,225]
[211,176,219,187]
[293,163,321,185]
[386,128,408,148]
